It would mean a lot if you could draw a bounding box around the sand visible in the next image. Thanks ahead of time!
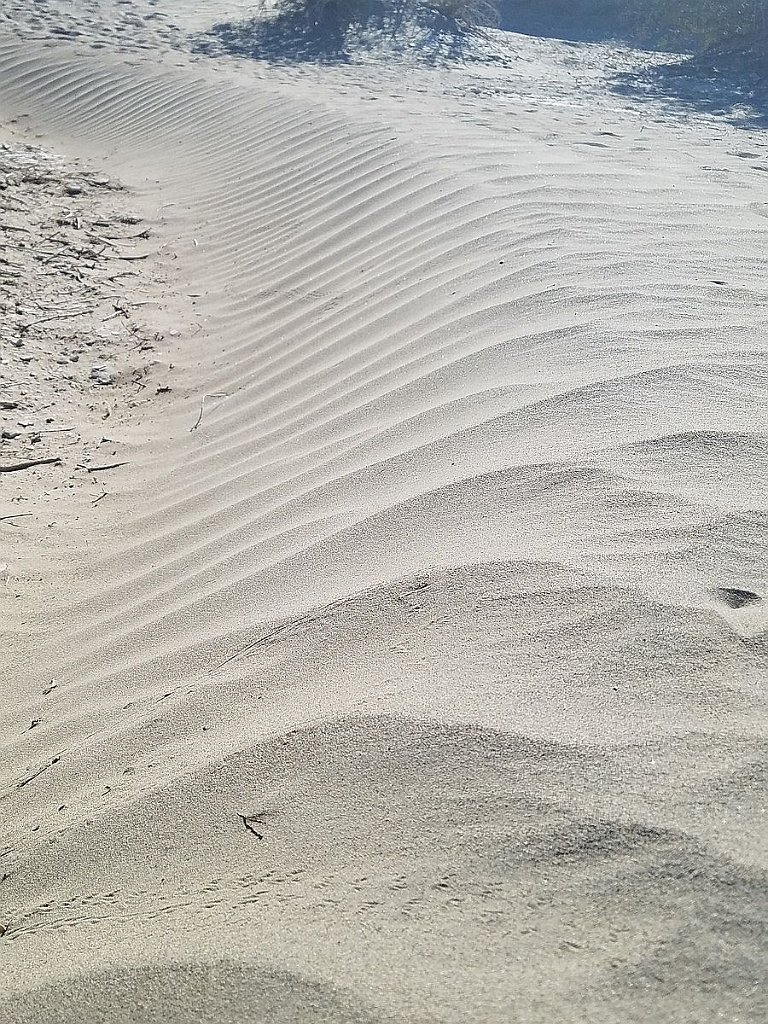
[1,2,767,1022]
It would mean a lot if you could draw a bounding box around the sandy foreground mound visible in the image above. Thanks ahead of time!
[1,2,767,1022]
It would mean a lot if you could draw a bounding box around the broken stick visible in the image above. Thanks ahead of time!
[0,457,61,473]
[82,462,129,474]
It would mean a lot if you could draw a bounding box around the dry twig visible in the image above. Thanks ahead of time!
[20,308,92,333]
[0,457,61,473]
[237,812,267,840]
[17,756,60,790]
[81,462,129,474]
[190,392,229,432]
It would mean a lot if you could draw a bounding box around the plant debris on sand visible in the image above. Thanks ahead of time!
[0,128,172,506]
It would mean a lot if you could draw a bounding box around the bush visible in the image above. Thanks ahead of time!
[421,0,501,30]
[500,0,768,55]
[196,0,500,62]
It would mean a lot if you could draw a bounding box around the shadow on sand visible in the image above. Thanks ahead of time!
[610,55,768,130]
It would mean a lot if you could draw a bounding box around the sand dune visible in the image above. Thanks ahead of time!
[1,2,767,1021]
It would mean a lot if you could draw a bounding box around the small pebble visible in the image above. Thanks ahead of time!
[90,364,116,386]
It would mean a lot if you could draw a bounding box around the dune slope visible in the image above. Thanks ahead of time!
[1,5,767,1022]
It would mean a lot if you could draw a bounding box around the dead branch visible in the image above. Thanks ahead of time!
[0,457,61,473]
[103,252,151,262]
[81,462,129,474]
[20,308,93,333]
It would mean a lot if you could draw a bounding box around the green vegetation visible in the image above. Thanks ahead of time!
[198,0,767,78]
[616,0,767,53]
[298,0,501,37]
[197,0,501,62]
[501,0,768,55]
[417,0,502,30]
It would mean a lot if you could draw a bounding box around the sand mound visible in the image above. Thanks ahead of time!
[1,3,767,1021]
[4,718,768,1022]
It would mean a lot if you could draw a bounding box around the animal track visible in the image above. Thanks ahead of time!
[4,869,516,942]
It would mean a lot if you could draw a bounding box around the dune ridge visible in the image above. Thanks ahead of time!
[1,6,767,1022]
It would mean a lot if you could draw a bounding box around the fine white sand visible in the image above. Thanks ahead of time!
[1,3,767,1022]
